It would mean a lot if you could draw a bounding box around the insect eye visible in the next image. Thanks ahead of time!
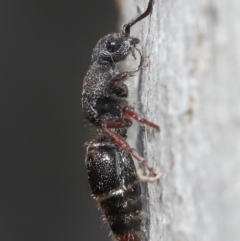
[106,39,121,53]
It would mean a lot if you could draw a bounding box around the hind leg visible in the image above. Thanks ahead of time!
[100,123,160,179]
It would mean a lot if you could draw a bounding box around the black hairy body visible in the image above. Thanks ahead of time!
[82,33,137,127]
[86,135,142,241]
[82,1,159,241]
[82,60,128,127]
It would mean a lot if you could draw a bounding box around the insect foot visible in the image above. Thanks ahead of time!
[82,0,160,240]
[137,169,164,183]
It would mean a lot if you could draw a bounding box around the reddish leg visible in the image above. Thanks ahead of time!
[105,118,132,128]
[124,108,160,132]
[101,124,158,178]
[120,234,141,241]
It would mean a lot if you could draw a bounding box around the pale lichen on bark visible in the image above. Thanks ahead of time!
[120,0,240,241]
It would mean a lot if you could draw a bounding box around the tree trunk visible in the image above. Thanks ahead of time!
[119,0,240,240]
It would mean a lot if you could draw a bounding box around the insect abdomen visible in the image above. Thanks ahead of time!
[85,137,142,241]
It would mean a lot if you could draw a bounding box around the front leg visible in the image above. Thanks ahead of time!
[110,58,149,83]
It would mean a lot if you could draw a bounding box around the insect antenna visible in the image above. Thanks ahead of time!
[122,0,154,37]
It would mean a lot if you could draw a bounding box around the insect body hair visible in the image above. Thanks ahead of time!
[82,0,158,240]
[86,135,143,241]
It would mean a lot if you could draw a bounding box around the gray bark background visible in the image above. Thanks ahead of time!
[119,0,240,241]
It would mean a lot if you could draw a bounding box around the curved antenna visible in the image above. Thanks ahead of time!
[122,0,154,37]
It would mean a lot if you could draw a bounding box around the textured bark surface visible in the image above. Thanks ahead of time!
[119,0,240,241]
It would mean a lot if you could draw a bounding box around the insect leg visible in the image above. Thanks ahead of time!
[110,59,149,84]
[137,169,164,182]
[110,83,129,97]
[124,107,160,132]
[101,124,159,178]
[105,118,132,128]
[120,234,141,241]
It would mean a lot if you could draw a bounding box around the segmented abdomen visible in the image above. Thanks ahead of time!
[86,137,142,241]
